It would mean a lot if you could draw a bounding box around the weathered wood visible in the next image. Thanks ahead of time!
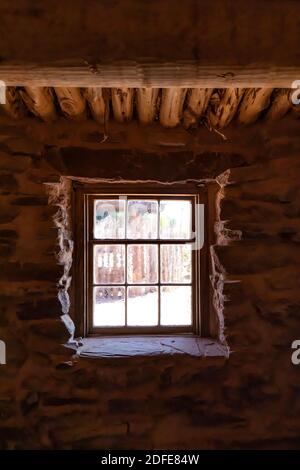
[1,86,27,119]
[0,1,300,69]
[237,88,273,125]
[136,88,159,124]
[208,88,244,128]
[0,63,299,87]
[20,87,56,121]
[160,88,187,127]
[266,89,292,120]
[84,88,109,124]
[183,88,213,127]
[111,88,134,123]
[55,87,86,120]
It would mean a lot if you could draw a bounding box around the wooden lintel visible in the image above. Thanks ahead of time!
[0,62,299,87]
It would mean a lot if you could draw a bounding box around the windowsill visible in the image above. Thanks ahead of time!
[75,336,229,359]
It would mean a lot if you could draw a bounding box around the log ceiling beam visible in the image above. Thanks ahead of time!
[20,87,56,122]
[54,88,86,121]
[1,85,296,129]
[0,63,299,88]
[111,88,134,123]
[136,88,159,124]
[265,89,292,121]
[237,88,273,125]
[2,87,27,119]
[160,88,187,127]
[183,88,213,127]
[84,88,109,125]
[208,88,245,129]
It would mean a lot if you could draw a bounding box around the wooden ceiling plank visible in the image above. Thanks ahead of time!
[0,63,298,87]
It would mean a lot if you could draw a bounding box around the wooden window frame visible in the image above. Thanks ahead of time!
[73,182,214,338]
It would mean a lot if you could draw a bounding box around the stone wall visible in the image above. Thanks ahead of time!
[0,114,300,449]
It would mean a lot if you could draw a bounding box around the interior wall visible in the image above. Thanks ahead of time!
[0,114,300,449]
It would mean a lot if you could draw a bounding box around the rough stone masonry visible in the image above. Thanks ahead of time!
[0,113,300,449]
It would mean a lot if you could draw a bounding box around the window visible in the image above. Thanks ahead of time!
[74,183,212,337]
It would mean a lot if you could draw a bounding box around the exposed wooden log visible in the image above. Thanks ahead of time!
[1,86,27,119]
[0,63,299,88]
[208,88,244,128]
[84,87,109,124]
[160,88,187,127]
[55,87,86,120]
[111,88,134,123]
[136,88,159,124]
[237,88,273,125]
[19,87,56,122]
[266,89,292,121]
[183,88,213,127]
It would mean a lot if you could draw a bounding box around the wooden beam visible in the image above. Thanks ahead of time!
[55,87,86,120]
[266,89,292,120]
[208,88,244,128]
[84,87,109,124]
[183,88,212,127]
[136,88,159,124]
[160,88,187,127]
[1,86,27,119]
[237,88,273,125]
[111,88,134,123]
[0,63,299,87]
[19,87,56,122]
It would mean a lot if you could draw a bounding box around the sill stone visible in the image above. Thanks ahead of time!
[76,336,229,359]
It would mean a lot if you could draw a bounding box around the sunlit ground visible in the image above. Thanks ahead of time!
[93,287,192,327]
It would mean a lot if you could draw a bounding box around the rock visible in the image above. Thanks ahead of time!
[21,392,39,415]
[11,196,49,206]
[0,174,18,194]
[17,297,62,320]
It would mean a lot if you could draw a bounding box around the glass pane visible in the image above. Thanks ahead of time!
[127,244,158,284]
[160,286,192,325]
[93,286,125,326]
[127,286,158,326]
[161,244,192,284]
[127,200,158,239]
[94,245,125,284]
[94,199,125,239]
[160,200,192,239]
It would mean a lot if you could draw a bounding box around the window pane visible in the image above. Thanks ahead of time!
[127,244,158,284]
[94,245,125,284]
[161,244,192,284]
[94,199,125,239]
[127,286,158,326]
[127,200,158,239]
[93,286,125,326]
[160,286,192,325]
[160,200,192,239]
